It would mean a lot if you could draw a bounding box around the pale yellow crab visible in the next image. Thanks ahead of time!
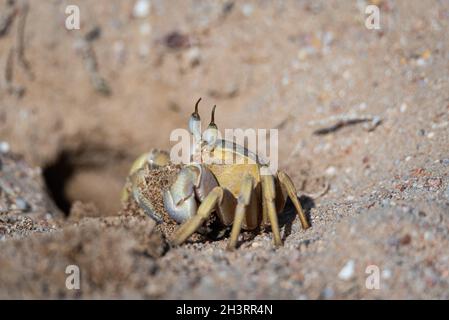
[123,98,310,250]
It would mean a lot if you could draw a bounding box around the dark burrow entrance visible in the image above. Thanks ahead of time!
[42,146,132,215]
[43,151,74,214]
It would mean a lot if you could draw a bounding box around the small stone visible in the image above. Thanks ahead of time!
[15,198,30,211]
[0,141,10,153]
[321,286,334,299]
[381,269,392,279]
[84,26,101,42]
[251,242,261,248]
[133,0,151,18]
[427,132,435,139]
[164,31,190,50]
[185,47,201,67]
[338,260,355,280]
[242,3,254,17]
[325,166,337,176]
[424,231,434,241]
[399,234,412,245]
[416,58,427,67]
[371,116,382,127]
[400,103,408,113]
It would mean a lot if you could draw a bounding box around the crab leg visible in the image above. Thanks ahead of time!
[227,175,254,250]
[261,174,283,246]
[172,187,224,245]
[278,171,310,229]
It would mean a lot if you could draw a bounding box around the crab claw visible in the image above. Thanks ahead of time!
[163,164,218,223]
[122,149,171,204]
[129,149,170,176]
[131,168,164,223]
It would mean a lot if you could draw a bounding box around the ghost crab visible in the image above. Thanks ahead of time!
[124,98,310,250]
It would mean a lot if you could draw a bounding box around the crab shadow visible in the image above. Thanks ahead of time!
[278,195,315,241]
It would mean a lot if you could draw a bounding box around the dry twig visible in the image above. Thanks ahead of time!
[2,47,25,97]
[0,0,17,37]
[15,0,33,79]
[310,114,382,135]
[75,26,111,96]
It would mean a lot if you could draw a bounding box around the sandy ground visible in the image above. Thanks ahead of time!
[0,0,448,299]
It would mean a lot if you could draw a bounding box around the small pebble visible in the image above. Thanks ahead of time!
[0,141,10,153]
[427,132,435,139]
[358,102,367,110]
[15,198,30,211]
[241,3,254,17]
[400,103,408,113]
[416,58,427,67]
[133,0,151,18]
[424,231,434,241]
[371,116,382,127]
[251,242,261,248]
[185,47,201,67]
[381,269,392,279]
[399,234,412,245]
[338,260,355,280]
[325,166,337,176]
[321,286,334,299]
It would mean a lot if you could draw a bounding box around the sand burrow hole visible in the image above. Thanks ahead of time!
[42,145,132,216]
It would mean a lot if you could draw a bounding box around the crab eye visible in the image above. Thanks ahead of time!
[188,98,202,141]
[203,105,218,147]
[203,123,218,146]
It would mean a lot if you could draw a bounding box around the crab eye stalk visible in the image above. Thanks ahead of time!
[203,105,219,147]
[188,97,202,141]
